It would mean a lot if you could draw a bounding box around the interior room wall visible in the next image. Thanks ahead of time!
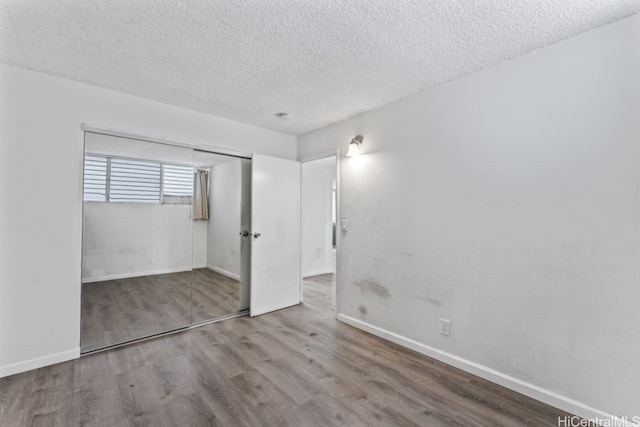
[207,159,242,280]
[82,203,193,281]
[0,63,296,377]
[297,13,640,420]
[192,220,208,269]
[302,158,335,277]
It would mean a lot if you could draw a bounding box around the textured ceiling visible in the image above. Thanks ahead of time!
[1,1,639,135]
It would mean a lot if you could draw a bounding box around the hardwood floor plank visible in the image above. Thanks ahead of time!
[82,268,242,351]
[1,273,580,426]
[163,394,224,427]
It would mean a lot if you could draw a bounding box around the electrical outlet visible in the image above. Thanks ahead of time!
[440,319,451,337]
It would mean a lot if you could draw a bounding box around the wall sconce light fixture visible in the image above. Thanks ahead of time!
[346,135,363,157]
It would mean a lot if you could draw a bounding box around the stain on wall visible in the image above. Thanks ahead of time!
[423,296,442,307]
[357,304,368,318]
[355,278,391,299]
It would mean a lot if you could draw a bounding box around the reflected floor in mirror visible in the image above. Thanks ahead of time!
[191,268,242,323]
[81,269,241,351]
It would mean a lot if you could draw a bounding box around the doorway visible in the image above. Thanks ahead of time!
[301,154,338,311]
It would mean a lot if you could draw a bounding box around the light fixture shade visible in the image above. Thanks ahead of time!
[346,135,363,157]
[346,141,360,157]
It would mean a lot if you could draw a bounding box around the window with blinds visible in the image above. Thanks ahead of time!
[83,155,108,202]
[109,158,161,202]
[162,164,193,204]
[83,155,193,205]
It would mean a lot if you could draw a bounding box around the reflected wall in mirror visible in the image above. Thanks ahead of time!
[81,132,194,352]
[191,150,251,323]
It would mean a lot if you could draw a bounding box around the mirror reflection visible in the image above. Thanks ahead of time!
[81,133,194,351]
[80,134,251,352]
[191,150,251,323]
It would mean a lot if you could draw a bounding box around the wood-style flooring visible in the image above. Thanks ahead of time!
[191,268,243,324]
[81,269,241,351]
[3,274,575,426]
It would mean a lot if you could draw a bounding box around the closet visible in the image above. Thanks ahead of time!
[80,129,300,352]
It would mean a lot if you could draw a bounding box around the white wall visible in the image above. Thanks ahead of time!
[84,131,194,164]
[192,219,208,269]
[0,63,296,377]
[298,14,640,420]
[302,158,335,277]
[207,159,242,279]
[82,203,193,281]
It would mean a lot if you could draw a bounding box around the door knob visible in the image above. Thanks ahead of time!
[253,232,261,238]
[239,230,250,237]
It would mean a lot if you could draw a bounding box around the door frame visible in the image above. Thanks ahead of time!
[299,149,340,313]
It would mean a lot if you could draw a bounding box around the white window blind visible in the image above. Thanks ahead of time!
[83,155,194,204]
[83,155,108,202]
[109,158,161,203]
[162,164,193,204]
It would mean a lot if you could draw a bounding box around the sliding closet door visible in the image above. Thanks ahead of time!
[81,132,194,352]
[191,151,251,323]
[250,154,301,316]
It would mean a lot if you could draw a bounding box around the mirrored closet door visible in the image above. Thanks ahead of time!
[191,150,251,323]
[81,133,251,353]
[81,133,195,352]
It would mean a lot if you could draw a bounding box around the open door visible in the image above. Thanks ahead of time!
[250,154,301,316]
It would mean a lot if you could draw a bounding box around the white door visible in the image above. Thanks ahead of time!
[250,154,301,316]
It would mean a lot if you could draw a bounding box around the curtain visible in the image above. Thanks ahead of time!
[193,169,209,220]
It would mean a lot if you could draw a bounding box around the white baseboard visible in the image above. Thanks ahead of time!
[82,267,192,283]
[0,348,80,378]
[207,265,240,281]
[192,263,207,269]
[336,314,624,426]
